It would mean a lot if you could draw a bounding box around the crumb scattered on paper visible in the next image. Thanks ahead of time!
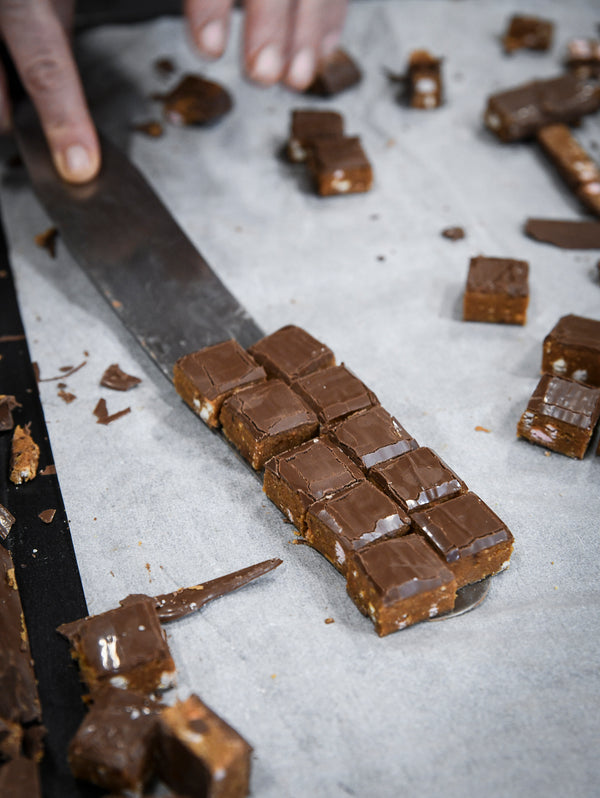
[58,389,76,404]
[475,425,491,433]
[93,397,132,425]
[100,363,142,391]
[34,227,58,258]
[38,509,56,524]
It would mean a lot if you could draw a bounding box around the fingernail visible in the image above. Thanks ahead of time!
[250,44,283,84]
[56,144,96,182]
[286,48,315,90]
[198,19,225,56]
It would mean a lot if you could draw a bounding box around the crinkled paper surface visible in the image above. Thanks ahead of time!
[1,2,599,796]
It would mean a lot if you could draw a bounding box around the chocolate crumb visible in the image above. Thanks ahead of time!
[34,227,58,258]
[40,464,56,476]
[38,509,56,524]
[10,424,40,484]
[0,503,16,539]
[59,365,73,372]
[376,255,386,262]
[324,617,335,624]
[57,382,67,389]
[475,425,491,433]
[58,389,76,404]
[155,57,176,77]
[133,120,164,137]
[0,334,25,342]
[442,226,466,241]
[32,362,40,382]
[100,363,142,391]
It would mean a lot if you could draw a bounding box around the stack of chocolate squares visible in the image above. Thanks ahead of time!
[285,109,373,196]
[175,325,514,637]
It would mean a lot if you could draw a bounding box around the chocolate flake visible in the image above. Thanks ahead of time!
[34,227,58,258]
[40,464,56,476]
[0,502,16,539]
[39,360,87,382]
[442,226,466,240]
[94,397,131,425]
[58,389,76,404]
[38,509,56,524]
[10,424,40,484]
[525,218,600,248]
[0,334,25,342]
[133,120,164,138]
[100,363,142,391]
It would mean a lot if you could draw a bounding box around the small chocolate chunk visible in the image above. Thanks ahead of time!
[502,15,554,54]
[93,398,132,425]
[34,226,58,258]
[68,686,163,793]
[292,363,378,426]
[308,136,373,196]
[346,533,457,636]
[156,694,252,798]
[38,509,56,525]
[542,314,600,386]
[154,57,176,77]
[517,373,600,458]
[57,389,76,404]
[462,255,529,325]
[57,596,177,695]
[248,325,335,384]
[370,447,467,513]
[565,38,600,79]
[100,364,142,391]
[406,50,443,109]
[287,109,345,163]
[306,48,361,96]
[9,424,39,485]
[133,120,164,137]
[159,74,233,126]
[411,492,514,588]
[174,340,266,429]
[525,218,600,249]
[484,74,600,142]
[441,226,465,241]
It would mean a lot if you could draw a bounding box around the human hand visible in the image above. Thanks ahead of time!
[0,0,100,183]
[185,0,349,91]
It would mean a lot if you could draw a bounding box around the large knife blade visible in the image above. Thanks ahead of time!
[13,100,263,381]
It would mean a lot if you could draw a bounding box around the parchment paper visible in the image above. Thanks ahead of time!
[1,2,599,796]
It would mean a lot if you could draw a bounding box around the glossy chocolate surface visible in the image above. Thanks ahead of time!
[174,340,266,402]
[310,136,371,177]
[370,447,467,512]
[543,314,600,353]
[100,363,142,391]
[222,379,318,439]
[308,481,410,553]
[328,405,418,470]
[484,74,600,141]
[248,325,335,383]
[0,503,15,540]
[293,363,378,426]
[412,493,513,563]
[353,534,455,604]
[68,685,162,792]
[288,110,345,162]
[58,596,176,694]
[159,74,233,125]
[465,256,529,297]
[307,48,362,96]
[521,373,600,429]
[502,15,553,53]
[0,547,42,726]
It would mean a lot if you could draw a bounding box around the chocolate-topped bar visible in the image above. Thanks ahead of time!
[292,363,378,426]
[68,686,162,793]
[370,447,467,513]
[502,15,554,54]
[462,256,529,325]
[484,74,600,142]
[263,437,364,533]
[58,596,177,695]
[287,110,345,163]
[328,405,418,472]
[173,340,266,428]
[157,694,252,798]
[158,74,233,126]
[517,373,600,458]
[411,492,514,589]
[308,136,373,196]
[306,48,361,96]
[220,379,318,470]
[305,481,410,575]
[542,314,600,386]
[407,50,443,109]
[537,124,600,217]
[566,38,600,79]
[346,534,457,636]
[248,325,335,384]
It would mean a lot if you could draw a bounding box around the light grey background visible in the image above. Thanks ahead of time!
[1,2,599,796]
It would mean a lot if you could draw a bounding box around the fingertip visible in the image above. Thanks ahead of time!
[247,44,284,86]
[284,48,316,91]
[53,142,101,184]
[196,19,227,58]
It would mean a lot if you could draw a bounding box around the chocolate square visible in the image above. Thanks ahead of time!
[502,15,554,53]
[346,534,457,636]
[462,256,529,325]
[173,340,266,428]
[411,492,514,589]
[292,363,378,426]
[542,314,600,386]
[370,447,467,513]
[517,373,600,458]
[407,50,443,109]
[306,48,361,96]
[220,379,318,470]
[248,325,335,383]
[57,597,176,695]
[306,481,410,575]
[287,110,345,163]
[263,437,364,533]
[68,686,162,793]
[159,74,232,126]
[157,694,252,798]
[328,406,418,471]
[308,137,373,196]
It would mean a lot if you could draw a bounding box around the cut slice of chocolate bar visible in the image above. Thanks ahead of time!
[292,363,378,426]
[248,325,335,384]
[287,110,345,163]
[542,314,600,386]
[462,255,529,325]
[308,137,373,196]
[306,48,361,96]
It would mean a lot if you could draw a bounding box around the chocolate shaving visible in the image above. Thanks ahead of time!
[120,557,282,623]
[34,227,58,258]
[38,509,56,524]
[0,503,16,540]
[0,395,21,432]
[40,464,56,476]
[9,424,40,485]
[0,334,25,342]
[57,390,76,404]
[525,218,600,248]
[38,360,87,382]
[100,363,142,391]
[132,120,164,138]
[442,226,466,241]
[93,397,131,425]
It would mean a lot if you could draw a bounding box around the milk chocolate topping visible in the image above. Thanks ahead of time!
[466,256,529,297]
[523,373,600,429]
[307,48,362,96]
[544,314,600,351]
[293,363,378,426]
[224,380,317,438]
[328,406,418,470]
[525,218,600,248]
[175,340,265,401]
[249,325,335,383]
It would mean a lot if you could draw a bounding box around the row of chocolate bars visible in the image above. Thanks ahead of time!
[174,325,515,638]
